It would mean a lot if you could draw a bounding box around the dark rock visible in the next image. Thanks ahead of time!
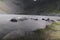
[42,18,45,20]
[10,19,18,22]
[45,18,50,21]
[47,18,50,20]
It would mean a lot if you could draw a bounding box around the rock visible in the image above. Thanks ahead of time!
[19,17,28,21]
[33,19,38,20]
[45,18,50,21]
[10,18,18,22]
[42,18,45,20]
[30,18,38,21]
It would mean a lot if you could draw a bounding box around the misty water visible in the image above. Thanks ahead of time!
[0,0,60,40]
[0,14,59,39]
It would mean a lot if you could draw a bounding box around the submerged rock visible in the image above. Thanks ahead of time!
[30,18,38,21]
[19,17,28,21]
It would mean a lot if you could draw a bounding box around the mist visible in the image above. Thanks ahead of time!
[0,0,60,15]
